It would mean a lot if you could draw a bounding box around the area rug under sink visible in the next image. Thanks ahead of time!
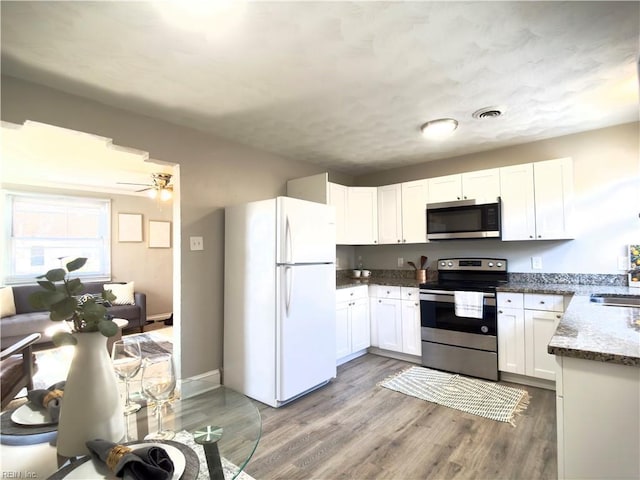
[378,366,530,426]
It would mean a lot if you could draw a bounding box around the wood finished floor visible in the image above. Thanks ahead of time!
[244,354,557,480]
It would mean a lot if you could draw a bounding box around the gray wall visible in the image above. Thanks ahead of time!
[1,74,328,378]
[352,123,640,274]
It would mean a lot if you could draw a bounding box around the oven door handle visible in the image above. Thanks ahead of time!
[420,292,496,305]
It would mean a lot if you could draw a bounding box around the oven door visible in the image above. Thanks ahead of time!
[419,290,497,335]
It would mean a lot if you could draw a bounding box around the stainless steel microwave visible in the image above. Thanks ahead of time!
[426,198,501,240]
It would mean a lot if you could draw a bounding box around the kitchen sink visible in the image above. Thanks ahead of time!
[590,294,640,307]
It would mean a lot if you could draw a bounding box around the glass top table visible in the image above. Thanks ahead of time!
[0,383,262,480]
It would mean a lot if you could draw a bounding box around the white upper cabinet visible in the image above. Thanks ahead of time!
[500,158,574,241]
[378,180,429,244]
[533,158,574,240]
[462,168,501,203]
[328,182,348,244]
[377,184,403,244]
[347,187,378,245]
[428,174,462,203]
[401,179,429,243]
[428,169,500,204]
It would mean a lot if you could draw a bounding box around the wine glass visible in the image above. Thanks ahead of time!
[141,353,176,440]
[111,338,142,415]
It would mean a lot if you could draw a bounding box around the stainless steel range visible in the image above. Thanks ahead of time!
[419,258,507,381]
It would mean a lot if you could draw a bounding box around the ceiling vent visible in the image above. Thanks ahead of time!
[472,107,504,119]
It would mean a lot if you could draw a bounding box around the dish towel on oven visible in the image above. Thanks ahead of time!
[454,291,484,318]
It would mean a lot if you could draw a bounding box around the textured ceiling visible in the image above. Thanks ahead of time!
[1,1,639,175]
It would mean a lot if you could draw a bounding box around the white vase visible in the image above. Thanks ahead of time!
[56,331,125,457]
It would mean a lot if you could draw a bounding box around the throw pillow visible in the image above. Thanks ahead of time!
[0,286,17,318]
[75,293,113,308]
[103,282,135,305]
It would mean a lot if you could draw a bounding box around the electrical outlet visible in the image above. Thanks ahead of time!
[397,257,404,268]
[190,236,204,251]
[531,256,542,269]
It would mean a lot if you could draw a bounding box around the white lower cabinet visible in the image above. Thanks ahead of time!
[336,286,370,365]
[497,292,564,382]
[370,286,421,356]
[556,356,640,479]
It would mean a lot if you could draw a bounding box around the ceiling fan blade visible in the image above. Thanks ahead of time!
[117,181,152,186]
[136,187,152,192]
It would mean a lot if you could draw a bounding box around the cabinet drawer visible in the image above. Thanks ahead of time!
[401,287,419,301]
[497,292,524,309]
[369,285,402,299]
[336,285,368,303]
[524,293,564,312]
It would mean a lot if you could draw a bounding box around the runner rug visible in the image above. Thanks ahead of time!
[378,366,530,426]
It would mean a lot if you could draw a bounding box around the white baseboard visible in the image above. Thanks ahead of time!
[146,312,173,322]
[368,347,422,364]
[500,371,556,390]
[180,369,221,398]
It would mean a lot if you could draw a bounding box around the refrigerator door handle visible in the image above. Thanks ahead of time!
[285,215,293,264]
[285,266,292,317]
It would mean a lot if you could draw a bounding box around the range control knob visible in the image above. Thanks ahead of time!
[447,262,453,267]
[440,261,446,267]
[488,262,494,267]
[497,262,503,267]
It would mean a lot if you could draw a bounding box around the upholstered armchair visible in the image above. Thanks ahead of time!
[1,333,41,409]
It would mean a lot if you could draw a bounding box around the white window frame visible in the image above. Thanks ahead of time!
[3,191,111,284]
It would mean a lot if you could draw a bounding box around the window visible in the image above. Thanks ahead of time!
[4,192,111,284]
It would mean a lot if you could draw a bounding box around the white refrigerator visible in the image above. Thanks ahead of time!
[224,196,336,407]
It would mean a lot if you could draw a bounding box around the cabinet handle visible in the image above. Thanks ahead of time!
[397,239,401,243]
[374,240,377,243]
[529,235,534,239]
[407,292,412,296]
[457,196,461,200]
[538,235,542,238]
[386,291,390,294]
[540,301,545,304]
[415,302,419,306]
[463,196,467,199]
[378,299,382,303]
[403,239,406,243]
[499,310,503,314]
[556,314,561,319]
[507,299,511,303]
[350,292,354,296]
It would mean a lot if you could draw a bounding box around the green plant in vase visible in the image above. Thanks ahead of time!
[28,257,118,346]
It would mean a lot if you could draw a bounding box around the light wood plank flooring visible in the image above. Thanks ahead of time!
[245,354,557,480]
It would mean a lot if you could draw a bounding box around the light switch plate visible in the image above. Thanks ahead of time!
[190,236,204,251]
[397,257,404,268]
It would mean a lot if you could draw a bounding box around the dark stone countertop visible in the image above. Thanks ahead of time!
[337,277,422,289]
[497,283,640,367]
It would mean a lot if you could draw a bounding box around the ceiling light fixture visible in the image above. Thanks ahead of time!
[420,118,458,139]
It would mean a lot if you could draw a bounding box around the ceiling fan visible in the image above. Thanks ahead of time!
[118,172,173,200]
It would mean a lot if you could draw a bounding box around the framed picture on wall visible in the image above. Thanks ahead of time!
[118,213,143,242]
[149,220,171,248]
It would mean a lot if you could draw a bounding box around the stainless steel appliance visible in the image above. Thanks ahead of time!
[419,258,507,381]
[426,198,501,240]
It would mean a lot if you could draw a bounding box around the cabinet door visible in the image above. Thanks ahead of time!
[373,298,403,352]
[497,307,526,374]
[524,309,562,380]
[401,179,429,243]
[377,184,402,244]
[328,183,348,245]
[461,168,501,203]
[500,163,536,241]
[336,300,351,360]
[428,174,462,203]
[533,158,574,240]
[401,299,422,356]
[350,297,370,352]
[347,187,378,245]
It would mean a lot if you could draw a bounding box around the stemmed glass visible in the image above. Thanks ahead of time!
[111,338,142,415]
[141,353,176,440]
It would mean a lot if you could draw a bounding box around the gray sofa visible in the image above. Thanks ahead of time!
[2,282,146,349]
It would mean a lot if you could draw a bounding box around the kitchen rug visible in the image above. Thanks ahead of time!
[378,366,529,426]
